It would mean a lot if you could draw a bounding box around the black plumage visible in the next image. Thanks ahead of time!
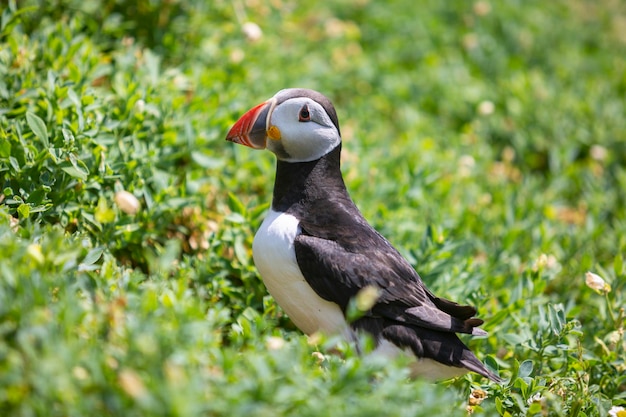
[273,145,500,381]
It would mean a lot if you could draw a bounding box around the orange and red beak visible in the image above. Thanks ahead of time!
[225,99,274,149]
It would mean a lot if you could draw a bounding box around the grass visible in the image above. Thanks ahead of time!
[1,0,625,415]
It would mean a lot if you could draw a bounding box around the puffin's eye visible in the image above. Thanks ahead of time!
[298,105,311,122]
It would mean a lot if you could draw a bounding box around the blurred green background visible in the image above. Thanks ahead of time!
[1,0,625,415]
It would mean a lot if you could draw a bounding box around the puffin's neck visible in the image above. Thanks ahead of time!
[271,145,346,212]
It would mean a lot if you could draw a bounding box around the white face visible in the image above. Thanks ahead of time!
[266,96,341,163]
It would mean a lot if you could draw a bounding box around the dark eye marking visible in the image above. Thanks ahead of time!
[298,105,311,122]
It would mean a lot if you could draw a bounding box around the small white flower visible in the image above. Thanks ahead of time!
[606,330,622,346]
[609,406,626,417]
[473,1,492,16]
[527,392,544,405]
[590,145,608,161]
[266,336,285,350]
[502,146,516,163]
[230,48,245,64]
[114,190,141,215]
[477,100,495,116]
[585,271,611,294]
[468,388,487,406]
[172,73,191,92]
[118,368,147,399]
[462,33,479,50]
[72,366,89,380]
[533,253,559,271]
[242,22,262,42]
[134,99,145,113]
[311,351,325,364]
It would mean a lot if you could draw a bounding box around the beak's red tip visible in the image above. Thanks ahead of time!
[226,101,269,148]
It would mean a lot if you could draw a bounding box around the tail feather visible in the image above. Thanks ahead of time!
[354,317,502,382]
[460,352,503,382]
[430,295,478,320]
[466,318,487,336]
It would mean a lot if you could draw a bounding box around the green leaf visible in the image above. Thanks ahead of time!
[153,240,181,274]
[227,192,247,215]
[528,401,542,414]
[17,203,30,219]
[484,355,499,375]
[8,156,19,171]
[82,247,105,266]
[1,5,38,34]
[518,360,534,378]
[548,304,565,334]
[191,151,223,168]
[0,137,10,158]
[26,112,49,147]
[67,88,81,107]
[60,161,88,180]
[61,128,75,145]
[95,197,115,224]
[225,213,245,224]
[494,397,503,415]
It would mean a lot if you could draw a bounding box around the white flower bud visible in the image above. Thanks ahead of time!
[266,336,285,350]
[114,190,140,215]
[590,145,608,161]
[585,271,611,294]
[134,99,145,113]
[242,22,262,42]
[311,351,325,364]
[478,100,495,116]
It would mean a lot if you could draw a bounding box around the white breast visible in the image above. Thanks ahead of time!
[252,209,347,335]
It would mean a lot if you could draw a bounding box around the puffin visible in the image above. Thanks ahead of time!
[226,88,501,382]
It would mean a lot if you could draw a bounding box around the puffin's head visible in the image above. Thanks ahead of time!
[226,88,341,163]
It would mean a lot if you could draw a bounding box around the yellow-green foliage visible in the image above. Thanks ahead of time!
[1,1,625,416]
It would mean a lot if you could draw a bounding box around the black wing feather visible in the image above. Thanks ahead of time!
[294,220,485,336]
